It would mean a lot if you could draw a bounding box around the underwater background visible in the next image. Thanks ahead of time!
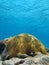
[0,0,49,48]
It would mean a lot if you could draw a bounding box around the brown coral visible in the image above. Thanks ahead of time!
[3,33,47,58]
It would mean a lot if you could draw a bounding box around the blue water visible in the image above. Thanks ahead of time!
[0,0,49,48]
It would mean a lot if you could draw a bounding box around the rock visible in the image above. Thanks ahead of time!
[2,58,23,65]
[1,54,49,65]
[0,56,2,65]
[42,56,49,64]
[17,53,28,58]
[1,47,10,61]
[21,55,49,65]
[46,48,49,53]
[0,61,2,65]
[0,41,6,54]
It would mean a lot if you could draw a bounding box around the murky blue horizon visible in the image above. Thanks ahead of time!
[0,0,49,48]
